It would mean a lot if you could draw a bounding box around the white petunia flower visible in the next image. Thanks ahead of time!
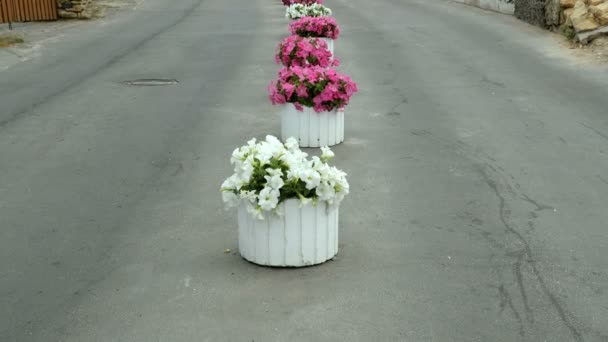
[316,181,336,203]
[265,174,285,190]
[230,147,244,165]
[222,135,348,219]
[286,167,301,181]
[266,168,283,177]
[320,146,335,162]
[246,203,265,220]
[222,191,239,207]
[257,143,274,165]
[286,3,331,19]
[298,194,312,207]
[284,137,299,151]
[237,158,254,182]
[246,138,257,148]
[300,169,321,190]
[239,190,257,203]
[221,174,243,191]
[258,187,280,211]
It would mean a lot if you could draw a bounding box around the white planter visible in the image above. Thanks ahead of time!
[238,200,339,267]
[320,37,334,56]
[281,105,345,147]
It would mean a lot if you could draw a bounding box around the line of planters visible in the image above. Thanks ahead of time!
[221,0,358,268]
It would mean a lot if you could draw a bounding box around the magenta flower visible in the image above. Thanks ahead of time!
[268,66,358,112]
[283,0,324,5]
[276,35,338,68]
[289,16,340,39]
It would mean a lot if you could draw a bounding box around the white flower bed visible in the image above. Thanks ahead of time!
[221,136,349,220]
[285,3,332,20]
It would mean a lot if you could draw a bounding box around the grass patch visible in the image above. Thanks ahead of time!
[559,25,576,41]
[0,34,25,48]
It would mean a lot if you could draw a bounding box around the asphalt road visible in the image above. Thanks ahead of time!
[1,0,607,341]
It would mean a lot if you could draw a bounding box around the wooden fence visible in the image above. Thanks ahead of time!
[0,0,57,24]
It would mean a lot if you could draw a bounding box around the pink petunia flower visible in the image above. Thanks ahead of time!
[268,66,358,112]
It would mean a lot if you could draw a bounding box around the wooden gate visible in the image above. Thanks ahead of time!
[0,0,57,24]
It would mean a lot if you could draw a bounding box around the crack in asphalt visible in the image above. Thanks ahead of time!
[513,251,534,324]
[476,164,584,342]
[498,284,525,337]
[520,194,555,212]
[581,123,608,142]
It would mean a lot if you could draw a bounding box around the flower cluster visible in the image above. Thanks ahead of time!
[285,3,332,20]
[289,16,340,39]
[275,35,338,68]
[221,136,349,220]
[283,0,323,5]
[268,65,358,112]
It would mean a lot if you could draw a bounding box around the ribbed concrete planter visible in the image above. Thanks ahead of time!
[238,200,339,267]
[320,37,334,56]
[281,105,345,147]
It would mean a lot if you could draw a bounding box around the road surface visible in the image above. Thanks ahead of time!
[1,0,607,341]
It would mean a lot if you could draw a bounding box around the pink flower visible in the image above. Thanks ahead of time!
[275,35,336,68]
[288,16,339,40]
[283,0,323,4]
[282,82,296,99]
[268,66,358,112]
[296,85,308,98]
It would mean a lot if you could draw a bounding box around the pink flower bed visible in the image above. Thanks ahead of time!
[282,0,324,5]
[289,16,340,39]
[275,35,338,68]
[268,66,358,112]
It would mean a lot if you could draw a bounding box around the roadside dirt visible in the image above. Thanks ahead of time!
[0,0,143,70]
[556,34,608,64]
[0,34,24,48]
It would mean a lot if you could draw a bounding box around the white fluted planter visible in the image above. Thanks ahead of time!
[238,200,339,267]
[281,105,345,147]
[320,37,334,56]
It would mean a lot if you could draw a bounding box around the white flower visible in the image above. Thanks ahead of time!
[236,157,254,182]
[281,149,307,170]
[258,187,280,211]
[320,146,335,162]
[246,138,257,148]
[221,191,239,207]
[266,168,283,177]
[285,137,299,151]
[265,173,285,190]
[300,169,321,190]
[286,3,331,19]
[239,190,257,204]
[246,203,265,220]
[316,181,336,203]
[298,194,312,207]
[265,135,283,149]
[222,135,348,219]
[230,147,244,165]
[315,162,331,180]
[257,144,273,165]
[286,167,301,181]
[221,174,243,191]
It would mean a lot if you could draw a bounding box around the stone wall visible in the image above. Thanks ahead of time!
[458,0,608,44]
[514,0,547,26]
[561,0,608,43]
[57,0,97,19]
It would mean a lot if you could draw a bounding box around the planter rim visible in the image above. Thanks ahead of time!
[239,198,334,220]
[282,103,344,113]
